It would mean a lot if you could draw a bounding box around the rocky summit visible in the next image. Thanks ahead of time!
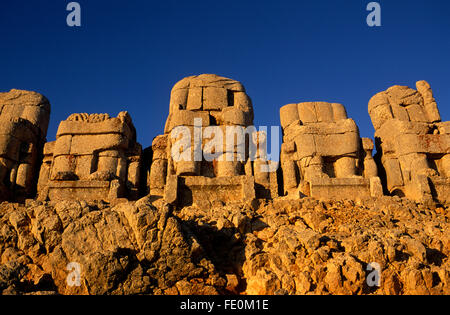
[0,197,448,295]
[0,74,449,295]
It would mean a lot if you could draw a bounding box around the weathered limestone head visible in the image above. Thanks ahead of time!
[368,80,441,130]
[0,89,51,200]
[368,81,449,203]
[279,101,381,199]
[164,74,254,133]
[38,111,142,201]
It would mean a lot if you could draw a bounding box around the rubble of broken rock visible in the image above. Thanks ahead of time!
[0,196,448,295]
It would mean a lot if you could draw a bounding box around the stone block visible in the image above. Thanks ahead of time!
[281,159,298,191]
[294,134,316,160]
[363,156,378,178]
[216,159,243,177]
[176,175,255,206]
[368,92,389,112]
[297,102,317,124]
[203,87,228,110]
[164,175,178,204]
[331,103,348,121]
[280,104,300,129]
[69,134,127,155]
[128,161,140,188]
[171,88,189,111]
[222,107,249,126]
[437,122,450,135]
[242,175,256,202]
[386,85,421,106]
[414,174,433,203]
[407,104,428,122]
[383,158,404,191]
[368,103,393,130]
[0,134,20,161]
[315,102,334,123]
[53,135,72,156]
[441,155,450,178]
[186,87,202,111]
[361,138,374,151]
[175,161,201,176]
[281,141,296,154]
[21,104,50,135]
[56,118,132,139]
[309,177,372,200]
[234,91,253,113]
[391,104,410,121]
[166,110,210,132]
[416,80,442,122]
[254,159,270,187]
[370,177,383,197]
[74,155,94,179]
[395,134,449,156]
[334,156,357,178]
[15,163,32,190]
[43,141,55,156]
[47,180,111,201]
[150,159,167,189]
[427,177,450,204]
[314,132,360,157]
[97,154,118,175]
[152,135,168,160]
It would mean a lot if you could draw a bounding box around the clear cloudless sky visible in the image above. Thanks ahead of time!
[0,0,449,150]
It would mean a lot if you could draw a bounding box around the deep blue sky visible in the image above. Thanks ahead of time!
[0,0,449,149]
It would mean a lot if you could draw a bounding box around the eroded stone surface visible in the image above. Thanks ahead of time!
[0,198,224,295]
[0,196,448,295]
